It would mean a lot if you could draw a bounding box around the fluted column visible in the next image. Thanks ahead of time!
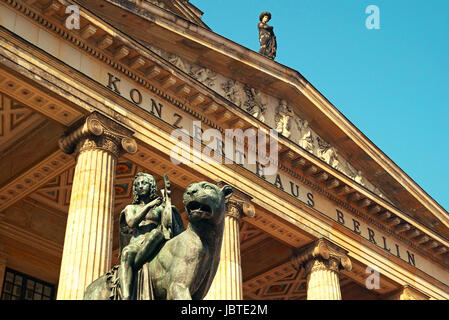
[205,187,255,300]
[292,238,352,300]
[56,112,137,300]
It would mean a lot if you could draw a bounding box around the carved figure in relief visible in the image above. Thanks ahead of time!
[222,79,244,107]
[275,99,294,138]
[320,145,340,170]
[146,44,163,57]
[189,65,217,88]
[316,137,331,160]
[167,53,188,73]
[354,170,364,185]
[243,84,266,122]
[258,12,277,60]
[297,119,314,153]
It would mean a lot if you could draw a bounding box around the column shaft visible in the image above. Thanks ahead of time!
[57,147,116,299]
[205,189,255,300]
[205,214,242,299]
[306,259,341,300]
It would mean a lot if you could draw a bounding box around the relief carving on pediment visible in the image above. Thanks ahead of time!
[274,99,294,138]
[189,65,217,88]
[243,84,266,122]
[145,45,389,201]
[221,79,245,107]
[296,118,314,154]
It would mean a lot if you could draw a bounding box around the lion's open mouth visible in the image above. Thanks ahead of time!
[186,201,212,219]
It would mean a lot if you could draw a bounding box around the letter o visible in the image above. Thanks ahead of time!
[129,88,142,105]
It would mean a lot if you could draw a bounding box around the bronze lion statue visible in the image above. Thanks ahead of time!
[84,180,232,300]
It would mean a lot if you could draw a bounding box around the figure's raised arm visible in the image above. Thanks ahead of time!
[124,198,162,228]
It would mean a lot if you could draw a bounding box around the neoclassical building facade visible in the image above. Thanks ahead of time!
[0,0,448,300]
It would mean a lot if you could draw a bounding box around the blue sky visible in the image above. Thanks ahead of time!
[190,0,449,212]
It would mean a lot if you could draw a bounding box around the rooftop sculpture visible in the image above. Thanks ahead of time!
[258,11,277,60]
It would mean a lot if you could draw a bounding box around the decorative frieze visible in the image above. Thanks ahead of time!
[143,43,389,199]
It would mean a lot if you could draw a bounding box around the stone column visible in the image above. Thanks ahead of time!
[205,187,255,300]
[292,238,352,300]
[56,112,137,300]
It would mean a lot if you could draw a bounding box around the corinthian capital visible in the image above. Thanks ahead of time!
[58,112,137,158]
[292,238,352,274]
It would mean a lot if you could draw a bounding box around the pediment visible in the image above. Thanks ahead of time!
[75,0,449,237]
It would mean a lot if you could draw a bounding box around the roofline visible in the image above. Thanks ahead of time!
[71,0,449,228]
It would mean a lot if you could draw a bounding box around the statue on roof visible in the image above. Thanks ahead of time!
[258,11,277,60]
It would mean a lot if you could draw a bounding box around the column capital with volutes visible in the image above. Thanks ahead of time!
[292,238,352,274]
[58,112,137,159]
[217,182,255,221]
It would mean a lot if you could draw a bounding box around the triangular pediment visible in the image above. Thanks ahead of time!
[76,0,449,239]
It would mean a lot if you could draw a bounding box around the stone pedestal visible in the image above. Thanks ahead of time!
[292,238,351,300]
[56,112,137,300]
[205,188,255,300]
